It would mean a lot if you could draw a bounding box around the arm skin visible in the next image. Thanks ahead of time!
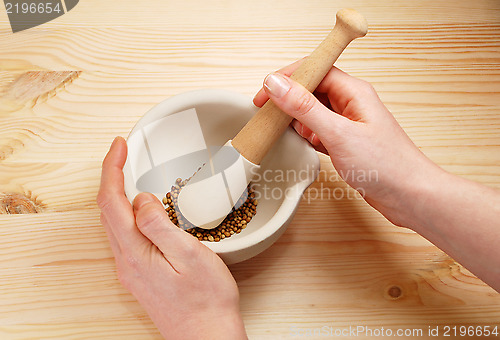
[254,62,500,292]
[406,169,500,290]
[97,137,248,339]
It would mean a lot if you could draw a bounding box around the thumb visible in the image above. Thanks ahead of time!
[133,193,203,267]
[263,72,348,140]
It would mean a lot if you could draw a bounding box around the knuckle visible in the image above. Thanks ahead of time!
[358,79,376,96]
[293,91,316,117]
[99,212,107,226]
[124,253,141,270]
[116,267,133,289]
[180,237,201,258]
[96,191,112,212]
[116,254,141,288]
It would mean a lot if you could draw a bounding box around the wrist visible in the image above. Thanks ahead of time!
[185,309,247,340]
[366,158,451,231]
[155,307,246,340]
[389,163,453,231]
[211,309,247,340]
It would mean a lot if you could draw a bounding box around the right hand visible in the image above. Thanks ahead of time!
[254,62,444,228]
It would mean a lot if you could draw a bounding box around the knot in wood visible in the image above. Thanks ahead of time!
[0,192,43,214]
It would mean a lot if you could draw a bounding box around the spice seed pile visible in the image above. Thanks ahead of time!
[163,178,258,242]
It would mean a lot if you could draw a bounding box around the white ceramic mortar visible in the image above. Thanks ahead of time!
[123,89,319,264]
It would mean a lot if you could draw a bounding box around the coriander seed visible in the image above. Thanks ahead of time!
[162,174,258,242]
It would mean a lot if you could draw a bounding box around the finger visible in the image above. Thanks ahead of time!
[97,137,149,250]
[263,72,351,140]
[316,66,379,119]
[133,193,204,272]
[253,58,306,107]
[100,212,121,257]
[252,88,268,108]
[99,136,127,197]
[292,120,329,154]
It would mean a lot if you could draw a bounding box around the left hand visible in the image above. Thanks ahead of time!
[97,137,247,340]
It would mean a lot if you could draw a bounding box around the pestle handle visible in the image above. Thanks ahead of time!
[231,9,367,164]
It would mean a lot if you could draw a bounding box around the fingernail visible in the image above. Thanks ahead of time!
[308,133,318,145]
[264,73,291,98]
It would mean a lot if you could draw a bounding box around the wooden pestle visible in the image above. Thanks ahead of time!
[231,9,368,164]
[177,9,368,230]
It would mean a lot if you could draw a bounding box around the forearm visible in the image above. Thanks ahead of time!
[399,168,500,292]
[155,308,247,340]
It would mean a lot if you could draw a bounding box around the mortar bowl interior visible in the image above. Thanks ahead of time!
[123,89,319,264]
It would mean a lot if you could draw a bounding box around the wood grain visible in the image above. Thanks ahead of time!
[0,0,499,339]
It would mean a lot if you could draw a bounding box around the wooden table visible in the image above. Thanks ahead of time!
[1,0,499,338]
